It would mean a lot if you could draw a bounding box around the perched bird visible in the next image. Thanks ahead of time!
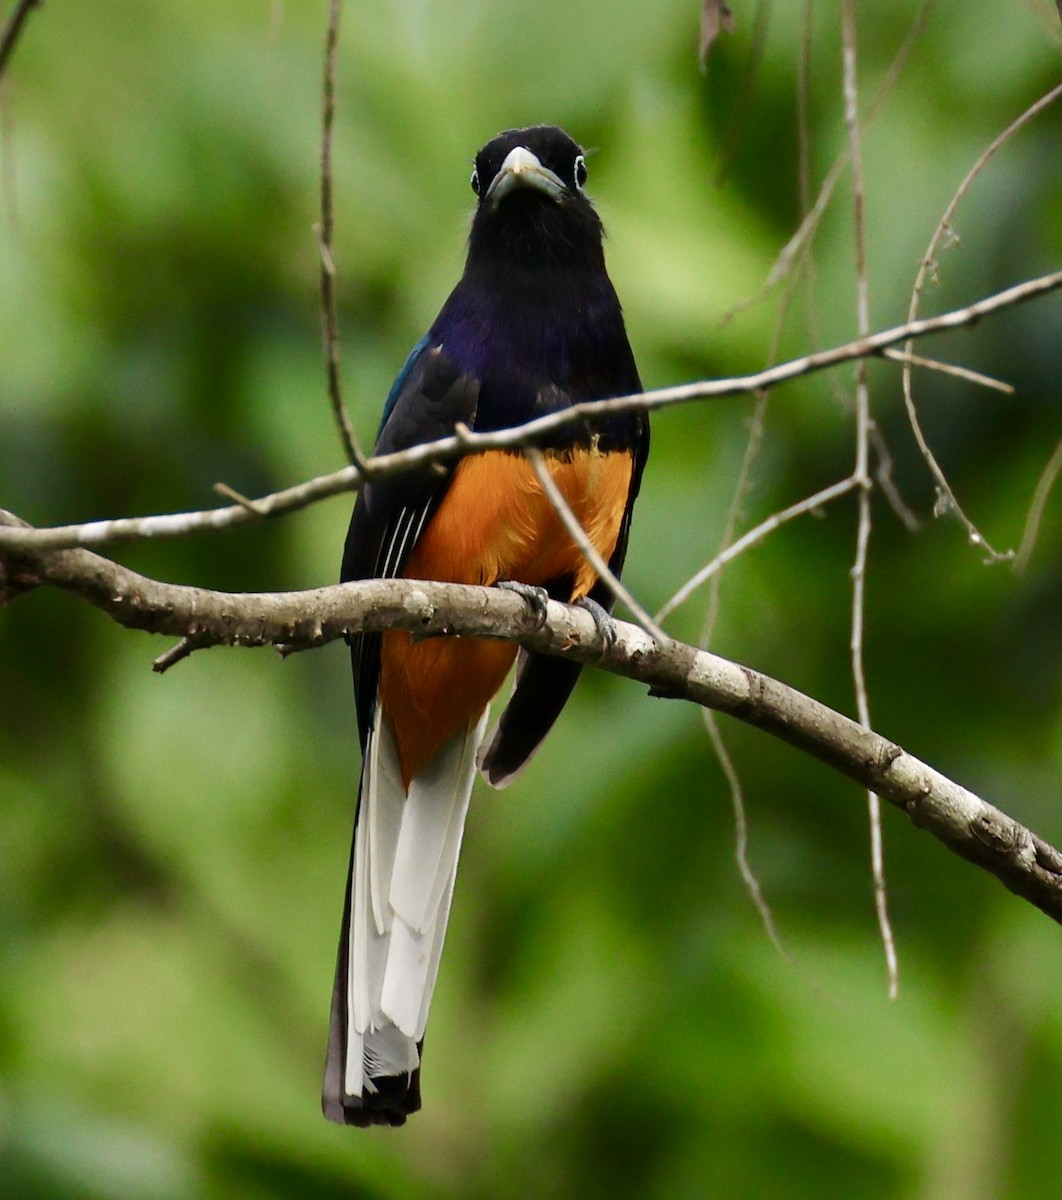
[324,125,648,1126]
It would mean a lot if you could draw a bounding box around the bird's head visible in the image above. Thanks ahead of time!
[466,125,605,272]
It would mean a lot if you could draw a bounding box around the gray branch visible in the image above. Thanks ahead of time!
[2,267,1060,556]
[4,527,1061,925]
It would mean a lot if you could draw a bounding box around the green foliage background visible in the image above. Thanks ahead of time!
[3,2,1062,1196]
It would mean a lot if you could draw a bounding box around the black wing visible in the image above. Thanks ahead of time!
[340,343,480,748]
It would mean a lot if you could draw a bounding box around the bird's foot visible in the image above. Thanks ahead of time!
[497,581,550,630]
[575,596,618,650]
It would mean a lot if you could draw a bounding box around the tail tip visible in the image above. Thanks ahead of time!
[322,1070,422,1128]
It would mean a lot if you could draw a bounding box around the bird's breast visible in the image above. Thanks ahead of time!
[379,447,633,787]
[404,446,633,595]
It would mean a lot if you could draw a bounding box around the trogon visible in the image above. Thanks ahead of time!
[323,125,648,1126]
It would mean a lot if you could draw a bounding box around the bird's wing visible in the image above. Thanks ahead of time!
[479,407,650,787]
[340,340,480,747]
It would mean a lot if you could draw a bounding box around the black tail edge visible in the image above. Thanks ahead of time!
[322,1069,423,1127]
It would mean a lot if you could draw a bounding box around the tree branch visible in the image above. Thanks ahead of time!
[0,0,40,81]
[2,268,1061,557]
[4,527,1062,926]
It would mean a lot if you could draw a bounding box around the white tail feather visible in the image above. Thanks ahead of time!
[346,706,487,1092]
[416,865,458,1034]
[366,718,404,935]
[388,723,483,932]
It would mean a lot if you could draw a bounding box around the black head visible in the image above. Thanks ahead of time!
[466,125,604,272]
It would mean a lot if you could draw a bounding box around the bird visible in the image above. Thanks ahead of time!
[323,124,648,1126]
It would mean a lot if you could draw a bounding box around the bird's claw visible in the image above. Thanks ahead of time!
[576,596,618,650]
[497,580,550,630]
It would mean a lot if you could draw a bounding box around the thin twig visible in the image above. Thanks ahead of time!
[700,38,835,950]
[724,0,936,322]
[882,348,1014,395]
[713,0,773,187]
[673,224,819,633]
[656,475,859,622]
[902,81,1062,559]
[701,125,835,944]
[703,708,791,957]
[0,0,40,81]
[697,395,776,946]
[843,0,899,1000]
[1015,434,1062,574]
[792,1,918,538]
[152,637,204,674]
[702,394,770,638]
[695,196,816,638]
[693,19,814,953]
[3,270,1062,556]
[525,447,666,643]
[317,0,365,470]
[869,425,920,533]
[214,481,267,515]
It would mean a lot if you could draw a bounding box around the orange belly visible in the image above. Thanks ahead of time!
[379,447,633,787]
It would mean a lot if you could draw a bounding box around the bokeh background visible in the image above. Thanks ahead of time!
[3,1,1062,1197]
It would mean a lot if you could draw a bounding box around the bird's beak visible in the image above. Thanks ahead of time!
[485,146,566,206]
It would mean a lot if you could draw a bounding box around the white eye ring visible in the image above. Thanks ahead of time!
[573,155,588,190]
[470,167,480,195]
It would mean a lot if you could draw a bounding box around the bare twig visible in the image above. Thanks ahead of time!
[6,529,1062,926]
[0,0,40,81]
[213,481,267,515]
[694,207,812,640]
[153,637,206,674]
[869,425,920,533]
[317,0,366,470]
[699,393,771,639]
[902,81,1062,559]
[713,0,773,186]
[698,393,782,948]
[843,0,898,999]
[703,707,791,957]
[525,447,665,642]
[1015,434,1062,574]
[694,26,817,950]
[882,348,1014,395]
[2,269,1062,557]
[656,475,859,622]
[725,0,936,322]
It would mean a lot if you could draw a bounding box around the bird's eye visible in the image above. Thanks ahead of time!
[574,155,588,190]
[470,168,480,195]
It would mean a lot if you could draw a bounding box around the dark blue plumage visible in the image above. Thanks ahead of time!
[326,125,648,1127]
[428,270,638,441]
